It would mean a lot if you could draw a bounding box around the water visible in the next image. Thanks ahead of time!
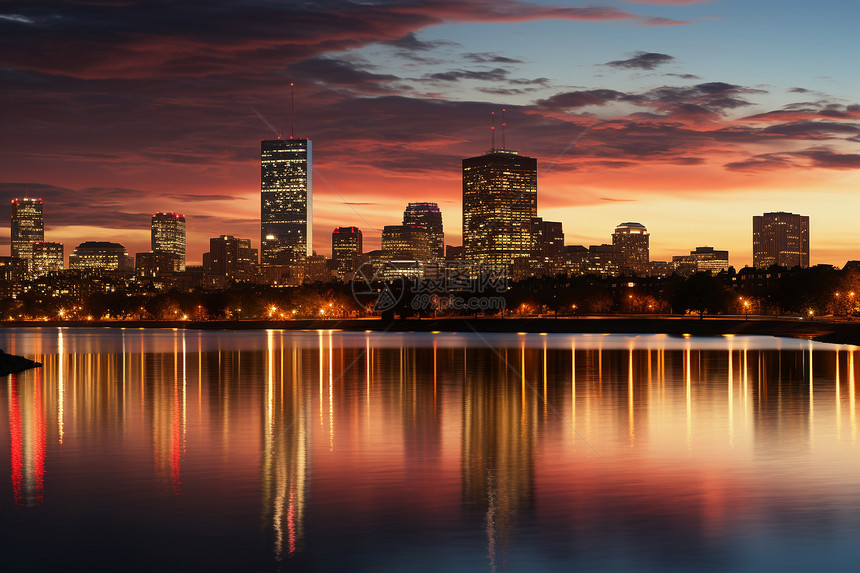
[1,327,859,572]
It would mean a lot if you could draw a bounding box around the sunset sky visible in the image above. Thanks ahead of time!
[2,0,859,267]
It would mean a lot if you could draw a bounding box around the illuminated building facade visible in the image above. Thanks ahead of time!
[135,251,181,277]
[612,222,649,272]
[30,241,64,278]
[586,244,622,277]
[69,241,134,273]
[261,138,312,264]
[10,198,44,273]
[753,212,809,269]
[531,218,564,276]
[672,246,730,275]
[462,150,537,268]
[0,256,27,298]
[331,226,362,278]
[403,203,444,259]
[381,224,431,262]
[151,212,186,271]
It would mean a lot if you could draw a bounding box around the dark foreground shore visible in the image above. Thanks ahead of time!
[5,316,860,345]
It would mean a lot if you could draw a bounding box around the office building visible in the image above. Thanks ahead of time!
[0,256,28,298]
[381,224,431,262]
[403,203,444,259]
[204,235,257,280]
[753,212,809,269]
[261,138,312,264]
[10,198,44,272]
[136,251,181,278]
[462,149,537,267]
[612,222,649,272]
[563,245,589,276]
[30,241,64,278]
[672,246,730,275]
[585,244,622,277]
[151,212,186,271]
[332,226,363,278]
[69,242,134,273]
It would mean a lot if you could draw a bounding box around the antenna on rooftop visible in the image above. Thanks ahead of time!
[501,108,507,150]
[490,111,496,152]
[290,82,295,140]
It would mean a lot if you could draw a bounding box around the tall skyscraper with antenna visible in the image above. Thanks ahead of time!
[462,113,537,267]
[261,84,312,264]
[261,137,312,264]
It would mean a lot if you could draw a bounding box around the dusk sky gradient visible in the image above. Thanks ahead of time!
[2,0,859,267]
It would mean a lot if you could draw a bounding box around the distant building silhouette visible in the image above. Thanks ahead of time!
[403,203,444,259]
[331,226,362,278]
[151,212,186,271]
[462,149,537,268]
[204,235,257,281]
[753,212,809,269]
[136,251,181,278]
[261,138,312,264]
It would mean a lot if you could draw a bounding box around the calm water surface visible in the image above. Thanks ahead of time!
[1,327,859,572]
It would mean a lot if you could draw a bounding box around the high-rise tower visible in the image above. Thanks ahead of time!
[151,212,186,271]
[261,138,312,264]
[332,226,363,277]
[612,222,650,272]
[403,203,444,259]
[752,212,809,269]
[10,198,44,269]
[462,149,537,267]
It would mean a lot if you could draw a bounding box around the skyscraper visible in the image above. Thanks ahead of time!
[462,149,537,267]
[403,203,444,259]
[10,198,44,270]
[612,222,650,272]
[332,226,362,278]
[261,138,312,264]
[151,212,186,271]
[753,212,809,269]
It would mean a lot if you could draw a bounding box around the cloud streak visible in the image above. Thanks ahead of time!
[605,52,676,70]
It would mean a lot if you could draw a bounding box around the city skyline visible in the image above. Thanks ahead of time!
[1,188,828,275]
[1,1,859,266]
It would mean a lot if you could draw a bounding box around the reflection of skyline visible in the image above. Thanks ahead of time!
[2,330,860,568]
[7,372,46,507]
[462,345,536,571]
[262,330,308,561]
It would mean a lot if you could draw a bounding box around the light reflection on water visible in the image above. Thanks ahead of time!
[1,327,860,572]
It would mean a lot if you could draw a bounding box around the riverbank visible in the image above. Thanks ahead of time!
[5,316,860,345]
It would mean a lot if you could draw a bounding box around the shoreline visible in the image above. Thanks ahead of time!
[4,316,860,345]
